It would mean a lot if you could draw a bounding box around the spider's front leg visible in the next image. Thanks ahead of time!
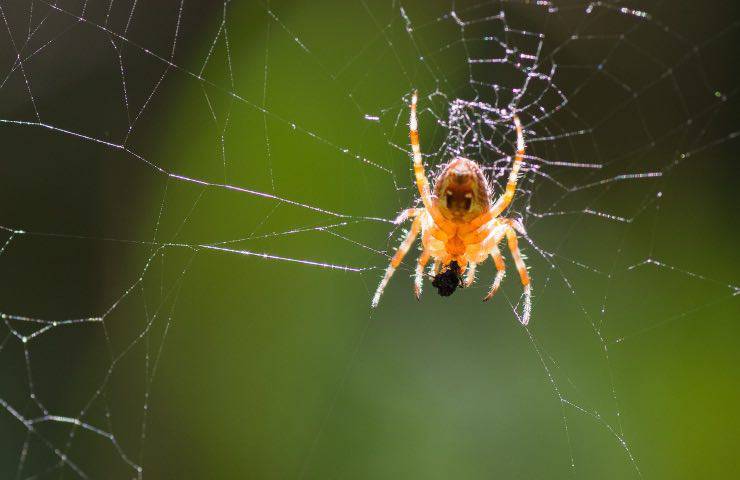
[490,114,525,218]
[409,91,453,232]
[372,217,421,308]
[461,114,526,234]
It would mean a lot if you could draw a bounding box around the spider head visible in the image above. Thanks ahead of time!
[435,157,491,222]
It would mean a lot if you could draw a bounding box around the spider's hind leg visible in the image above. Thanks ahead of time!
[505,225,532,325]
[414,249,431,300]
[483,245,507,302]
[464,261,477,287]
[394,208,421,224]
[372,217,421,308]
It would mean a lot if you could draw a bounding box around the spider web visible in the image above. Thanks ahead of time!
[0,0,737,478]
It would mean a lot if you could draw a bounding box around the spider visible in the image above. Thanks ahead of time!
[371,91,532,325]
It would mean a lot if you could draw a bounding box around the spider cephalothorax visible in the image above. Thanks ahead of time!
[372,91,532,325]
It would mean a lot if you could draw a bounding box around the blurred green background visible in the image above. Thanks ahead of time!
[0,1,737,479]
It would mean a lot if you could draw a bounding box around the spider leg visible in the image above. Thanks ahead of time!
[483,245,507,301]
[414,249,431,299]
[505,225,532,325]
[430,259,441,276]
[464,261,477,287]
[372,217,422,308]
[409,91,452,230]
[491,115,525,217]
[393,207,421,224]
[462,114,525,233]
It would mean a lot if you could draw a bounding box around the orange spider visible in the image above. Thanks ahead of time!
[372,91,532,325]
